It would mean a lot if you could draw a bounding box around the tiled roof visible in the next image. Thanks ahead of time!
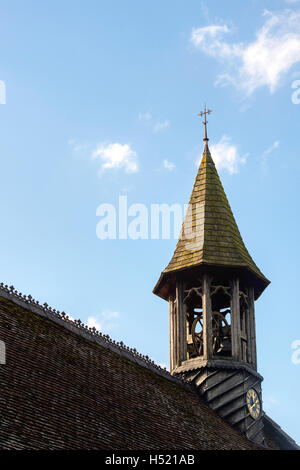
[154,143,270,299]
[263,414,300,450]
[0,283,261,450]
[0,283,297,450]
[0,282,169,376]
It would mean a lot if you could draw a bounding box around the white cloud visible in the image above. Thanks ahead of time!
[190,9,300,95]
[262,140,280,157]
[68,139,90,153]
[138,112,152,121]
[92,142,138,174]
[87,315,102,331]
[163,159,175,171]
[203,135,247,174]
[261,140,280,172]
[154,120,170,133]
[87,310,119,334]
[138,112,170,133]
[191,24,240,60]
[73,143,89,152]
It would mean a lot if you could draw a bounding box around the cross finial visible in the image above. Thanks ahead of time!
[197,104,212,142]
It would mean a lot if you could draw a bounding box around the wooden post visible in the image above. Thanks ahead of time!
[169,296,176,373]
[182,301,187,363]
[175,279,186,366]
[231,277,241,361]
[202,274,212,359]
[245,291,252,365]
[248,286,257,369]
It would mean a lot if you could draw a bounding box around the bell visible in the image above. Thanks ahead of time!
[217,337,231,354]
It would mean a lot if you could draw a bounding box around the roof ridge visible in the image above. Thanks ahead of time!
[263,413,300,449]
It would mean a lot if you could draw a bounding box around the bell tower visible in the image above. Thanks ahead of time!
[153,108,270,446]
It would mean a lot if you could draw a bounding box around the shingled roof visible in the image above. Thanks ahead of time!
[0,283,298,450]
[154,142,270,300]
[0,284,261,450]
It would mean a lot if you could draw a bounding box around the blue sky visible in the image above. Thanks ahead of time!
[0,0,299,443]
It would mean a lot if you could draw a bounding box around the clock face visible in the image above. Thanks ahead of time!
[246,388,261,420]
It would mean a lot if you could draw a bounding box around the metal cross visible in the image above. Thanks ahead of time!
[197,104,212,141]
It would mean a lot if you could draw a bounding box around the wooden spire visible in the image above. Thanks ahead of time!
[153,141,270,301]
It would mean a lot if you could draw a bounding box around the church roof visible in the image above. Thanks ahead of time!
[0,282,297,450]
[0,283,261,450]
[263,414,300,450]
[153,142,270,300]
